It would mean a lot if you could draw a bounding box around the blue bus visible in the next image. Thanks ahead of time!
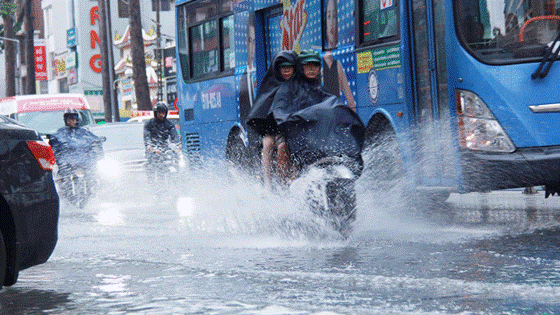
[175,0,560,198]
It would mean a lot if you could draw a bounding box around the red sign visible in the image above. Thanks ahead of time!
[89,6,102,73]
[34,39,47,81]
[381,0,393,10]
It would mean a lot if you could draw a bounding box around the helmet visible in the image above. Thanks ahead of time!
[63,108,80,126]
[279,61,294,66]
[153,102,168,119]
[298,50,321,65]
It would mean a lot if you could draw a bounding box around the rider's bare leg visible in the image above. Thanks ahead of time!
[276,141,292,185]
[261,134,276,188]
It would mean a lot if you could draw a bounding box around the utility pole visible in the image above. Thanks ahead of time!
[100,0,120,122]
[2,0,16,96]
[99,0,113,122]
[156,0,163,102]
[106,0,119,121]
[24,0,35,94]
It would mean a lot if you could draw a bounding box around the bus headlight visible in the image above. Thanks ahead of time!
[456,90,516,153]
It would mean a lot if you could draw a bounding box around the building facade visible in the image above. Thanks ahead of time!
[39,0,176,118]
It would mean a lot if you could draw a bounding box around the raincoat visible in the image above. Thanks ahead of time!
[271,58,365,167]
[143,117,180,151]
[49,126,103,167]
[278,95,365,166]
[144,117,181,180]
[246,50,299,136]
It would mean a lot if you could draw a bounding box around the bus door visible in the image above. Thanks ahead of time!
[411,0,456,189]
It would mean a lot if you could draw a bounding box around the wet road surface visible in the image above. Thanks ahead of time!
[2,170,560,314]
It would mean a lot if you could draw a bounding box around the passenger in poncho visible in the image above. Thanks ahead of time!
[271,50,365,172]
[246,50,299,187]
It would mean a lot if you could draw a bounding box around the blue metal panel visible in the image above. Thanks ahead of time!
[445,17,560,148]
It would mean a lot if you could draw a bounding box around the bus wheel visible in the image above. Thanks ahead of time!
[226,131,247,169]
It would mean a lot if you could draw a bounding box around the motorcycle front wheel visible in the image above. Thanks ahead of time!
[326,179,357,238]
[67,174,89,209]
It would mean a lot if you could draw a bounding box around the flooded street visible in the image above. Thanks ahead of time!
[2,167,560,314]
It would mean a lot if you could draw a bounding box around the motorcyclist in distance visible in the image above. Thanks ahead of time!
[144,102,181,181]
[49,108,103,194]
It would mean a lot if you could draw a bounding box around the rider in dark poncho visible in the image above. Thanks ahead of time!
[271,50,365,170]
[144,102,181,181]
[49,108,103,196]
[246,50,299,186]
[246,50,299,135]
[270,50,332,125]
[49,108,103,171]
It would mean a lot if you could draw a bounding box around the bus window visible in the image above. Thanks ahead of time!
[178,5,189,82]
[188,2,217,24]
[190,21,219,77]
[360,0,399,45]
[455,0,560,64]
[177,0,233,81]
[222,15,234,71]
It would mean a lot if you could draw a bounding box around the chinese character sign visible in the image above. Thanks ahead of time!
[34,39,47,81]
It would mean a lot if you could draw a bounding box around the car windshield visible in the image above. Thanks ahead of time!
[90,125,144,151]
[16,109,95,135]
[455,0,560,64]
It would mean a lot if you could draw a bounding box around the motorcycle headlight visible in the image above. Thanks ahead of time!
[178,154,187,168]
[332,165,355,179]
[97,159,121,178]
[456,90,516,153]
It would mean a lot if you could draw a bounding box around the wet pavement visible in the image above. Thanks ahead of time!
[2,170,560,314]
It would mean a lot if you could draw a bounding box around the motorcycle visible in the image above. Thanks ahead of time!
[55,137,105,208]
[145,144,186,198]
[289,155,362,238]
[57,164,97,208]
[274,95,365,238]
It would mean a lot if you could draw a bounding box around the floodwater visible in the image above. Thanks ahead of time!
[2,162,560,314]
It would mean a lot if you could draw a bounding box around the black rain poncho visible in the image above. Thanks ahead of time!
[143,117,180,151]
[246,50,298,136]
[270,58,333,125]
[49,126,103,166]
[277,95,365,166]
[271,60,365,167]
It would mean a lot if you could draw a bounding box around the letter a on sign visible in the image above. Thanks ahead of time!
[381,0,393,10]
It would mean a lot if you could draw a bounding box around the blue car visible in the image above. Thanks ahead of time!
[0,115,59,289]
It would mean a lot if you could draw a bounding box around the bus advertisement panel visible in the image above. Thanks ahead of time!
[176,0,560,200]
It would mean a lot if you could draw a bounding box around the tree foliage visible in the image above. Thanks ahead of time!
[0,1,18,52]
[0,2,17,17]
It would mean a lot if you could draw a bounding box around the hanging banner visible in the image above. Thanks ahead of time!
[55,51,68,79]
[67,68,78,85]
[34,39,47,81]
[66,51,77,69]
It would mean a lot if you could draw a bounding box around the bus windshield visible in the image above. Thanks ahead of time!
[455,0,560,64]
